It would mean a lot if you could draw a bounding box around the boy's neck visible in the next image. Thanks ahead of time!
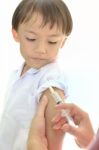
[21,63,31,76]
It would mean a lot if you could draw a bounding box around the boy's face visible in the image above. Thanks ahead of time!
[12,13,66,69]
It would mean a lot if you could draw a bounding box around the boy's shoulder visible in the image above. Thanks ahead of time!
[35,62,68,102]
[40,62,65,75]
[38,62,68,87]
[38,62,67,81]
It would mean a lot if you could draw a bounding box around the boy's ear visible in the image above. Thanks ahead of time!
[61,37,67,48]
[12,29,19,42]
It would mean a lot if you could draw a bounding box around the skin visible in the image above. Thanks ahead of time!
[12,12,66,150]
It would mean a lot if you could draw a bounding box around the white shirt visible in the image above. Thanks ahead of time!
[0,62,68,150]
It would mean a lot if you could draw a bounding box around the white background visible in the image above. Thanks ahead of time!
[0,0,99,149]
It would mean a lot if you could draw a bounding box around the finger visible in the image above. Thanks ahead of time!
[55,103,73,111]
[53,118,67,130]
[37,95,48,117]
[61,123,81,138]
[55,103,85,117]
[51,112,62,123]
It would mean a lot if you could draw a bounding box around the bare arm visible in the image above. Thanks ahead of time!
[42,88,66,150]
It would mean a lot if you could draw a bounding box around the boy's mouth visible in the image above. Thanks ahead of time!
[32,58,45,61]
[31,57,47,61]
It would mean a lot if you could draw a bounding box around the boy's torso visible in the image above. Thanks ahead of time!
[0,62,68,150]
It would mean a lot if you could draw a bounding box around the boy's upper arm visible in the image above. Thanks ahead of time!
[42,88,66,150]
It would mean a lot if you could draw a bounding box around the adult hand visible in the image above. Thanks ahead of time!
[52,102,95,148]
[27,96,48,150]
[88,130,99,150]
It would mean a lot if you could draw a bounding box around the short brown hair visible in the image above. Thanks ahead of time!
[12,0,73,36]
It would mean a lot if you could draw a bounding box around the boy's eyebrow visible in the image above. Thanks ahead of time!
[25,30,62,37]
[25,30,37,35]
[48,34,62,37]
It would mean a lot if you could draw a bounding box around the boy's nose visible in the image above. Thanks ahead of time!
[35,41,47,54]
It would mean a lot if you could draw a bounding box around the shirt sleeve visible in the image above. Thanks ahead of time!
[35,63,69,103]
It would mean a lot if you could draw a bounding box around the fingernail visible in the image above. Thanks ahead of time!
[61,124,69,130]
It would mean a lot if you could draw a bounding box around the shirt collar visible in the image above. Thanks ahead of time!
[17,62,39,78]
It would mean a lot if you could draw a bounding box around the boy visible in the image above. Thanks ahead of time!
[0,0,73,149]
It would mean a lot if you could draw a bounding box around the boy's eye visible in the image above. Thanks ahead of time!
[26,37,36,41]
[48,41,57,44]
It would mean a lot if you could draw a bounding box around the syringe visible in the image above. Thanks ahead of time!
[49,86,74,126]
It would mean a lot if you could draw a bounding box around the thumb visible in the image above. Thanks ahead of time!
[36,95,48,117]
